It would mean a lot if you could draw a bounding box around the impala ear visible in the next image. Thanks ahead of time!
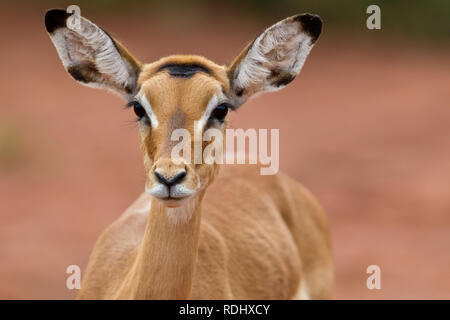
[227,13,322,106]
[45,9,142,100]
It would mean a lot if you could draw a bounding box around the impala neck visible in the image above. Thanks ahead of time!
[124,193,204,299]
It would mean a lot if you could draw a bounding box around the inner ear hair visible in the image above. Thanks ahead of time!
[45,9,142,99]
[227,13,322,106]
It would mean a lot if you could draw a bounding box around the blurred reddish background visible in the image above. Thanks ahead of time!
[0,1,449,299]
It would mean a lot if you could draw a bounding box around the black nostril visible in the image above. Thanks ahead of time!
[155,170,186,187]
[171,170,187,185]
[155,171,169,186]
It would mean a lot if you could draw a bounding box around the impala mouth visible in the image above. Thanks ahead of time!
[158,195,189,201]
[145,183,196,203]
[145,188,189,208]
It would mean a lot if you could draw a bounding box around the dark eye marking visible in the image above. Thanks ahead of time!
[126,101,149,123]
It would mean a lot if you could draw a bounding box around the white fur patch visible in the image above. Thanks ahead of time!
[196,94,220,134]
[145,183,169,198]
[49,14,135,95]
[292,281,310,300]
[166,198,198,225]
[169,184,196,199]
[231,17,315,104]
[136,92,159,128]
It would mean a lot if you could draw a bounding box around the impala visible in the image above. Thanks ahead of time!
[45,8,333,299]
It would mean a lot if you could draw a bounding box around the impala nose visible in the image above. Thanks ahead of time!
[155,170,187,187]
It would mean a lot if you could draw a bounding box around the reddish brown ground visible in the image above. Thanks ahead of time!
[0,6,449,299]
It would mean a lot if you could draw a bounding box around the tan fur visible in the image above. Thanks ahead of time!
[45,10,333,299]
[76,55,333,300]
[78,164,333,299]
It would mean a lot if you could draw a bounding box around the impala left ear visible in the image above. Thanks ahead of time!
[227,13,322,106]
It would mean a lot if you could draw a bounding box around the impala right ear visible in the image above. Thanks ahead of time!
[227,13,322,107]
[45,9,142,100]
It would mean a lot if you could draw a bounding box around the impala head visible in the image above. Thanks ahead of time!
[45,9,322,208]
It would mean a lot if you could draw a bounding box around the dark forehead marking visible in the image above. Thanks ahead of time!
[158,63,211,78]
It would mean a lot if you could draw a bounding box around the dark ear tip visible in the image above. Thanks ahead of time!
[45,9,69,33]
[295,13,323,43]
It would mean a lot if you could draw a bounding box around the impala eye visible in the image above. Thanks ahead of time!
[210,103,230,123]
[128,101,148,120]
